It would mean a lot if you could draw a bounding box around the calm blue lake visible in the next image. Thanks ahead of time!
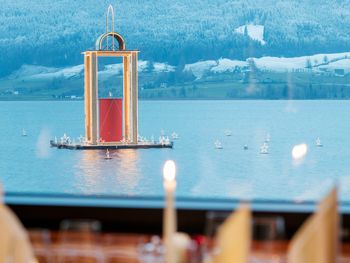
[0,100,349,208]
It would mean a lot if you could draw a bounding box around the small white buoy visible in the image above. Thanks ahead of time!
[214,140,223,149]
[260,142,269,154]
[105,149,112,159]
[171,132,179,140]
[316,137,323,147]
[22,129,27,137]
[224,129,232,136]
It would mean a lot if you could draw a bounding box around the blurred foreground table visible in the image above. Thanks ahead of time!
[28,230,350,263]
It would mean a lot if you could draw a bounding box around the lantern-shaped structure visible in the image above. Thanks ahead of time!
[83,5,138,145]
[50,5,173,150]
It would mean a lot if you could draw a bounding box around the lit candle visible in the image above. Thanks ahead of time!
[163,160,177,263]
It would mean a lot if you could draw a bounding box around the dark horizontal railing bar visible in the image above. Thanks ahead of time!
[5,191,350,213]
[5,191,321,205]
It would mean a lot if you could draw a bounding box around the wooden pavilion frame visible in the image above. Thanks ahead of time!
[83,6,138,145]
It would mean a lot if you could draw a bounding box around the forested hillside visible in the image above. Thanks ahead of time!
[1,0,350,77]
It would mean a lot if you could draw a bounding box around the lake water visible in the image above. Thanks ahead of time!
[0,100,349,209]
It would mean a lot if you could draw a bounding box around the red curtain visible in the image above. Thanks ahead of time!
[99,98,123,142]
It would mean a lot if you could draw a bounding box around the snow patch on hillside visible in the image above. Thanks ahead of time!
[153,62,176,72]
[316,58,350,73]
[56,64,84,78]
[252,56,307,72]
[252,52,350,72]
[9,64,84,80]
[235,24,266,45]
[99,64,124,77]
[182,52,350,77]
[211,58,248,73]
[6,52,350,82]
[100,60,175,76]
[184,60,217,78]
[7,60,176,81]
[8,65,57,79]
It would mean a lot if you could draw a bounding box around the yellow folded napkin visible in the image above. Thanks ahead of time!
[287,187,338,263]
[211,204,251,263]
[0,204,36,263]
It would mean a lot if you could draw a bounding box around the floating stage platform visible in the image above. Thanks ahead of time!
[50,140,173,150]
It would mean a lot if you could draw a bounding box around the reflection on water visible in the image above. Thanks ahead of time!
[112,150,141,195]
[74,149,141,196]
[74,150,101,194]
[35,127,52,159]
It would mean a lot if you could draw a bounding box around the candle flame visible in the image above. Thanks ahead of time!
[163,160,176,182]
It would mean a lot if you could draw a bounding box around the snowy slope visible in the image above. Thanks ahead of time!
[8,64,84,81]
[211,58,248,73]
[6,61,176,81]
[182,52,350,77]
[153,62,175,73]
[6,52,350,82]
[184,60,217,78]
[235,25,266,45]
[316,59,350,74]
[253,52,350,72]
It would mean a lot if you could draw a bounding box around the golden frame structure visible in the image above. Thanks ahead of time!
[83,5,138,145]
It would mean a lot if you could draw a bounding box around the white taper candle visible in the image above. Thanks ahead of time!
[163,160,177,263]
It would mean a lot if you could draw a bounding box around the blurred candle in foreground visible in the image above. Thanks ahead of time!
[163,160,177,263]
[292,143,308,160]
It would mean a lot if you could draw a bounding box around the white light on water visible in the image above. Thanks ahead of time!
[36,127,51,159]
[292,144,308,160]
[163,160,176,182]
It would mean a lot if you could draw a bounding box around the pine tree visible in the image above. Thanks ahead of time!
[323,55,329,64]
[305,58,312,69]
